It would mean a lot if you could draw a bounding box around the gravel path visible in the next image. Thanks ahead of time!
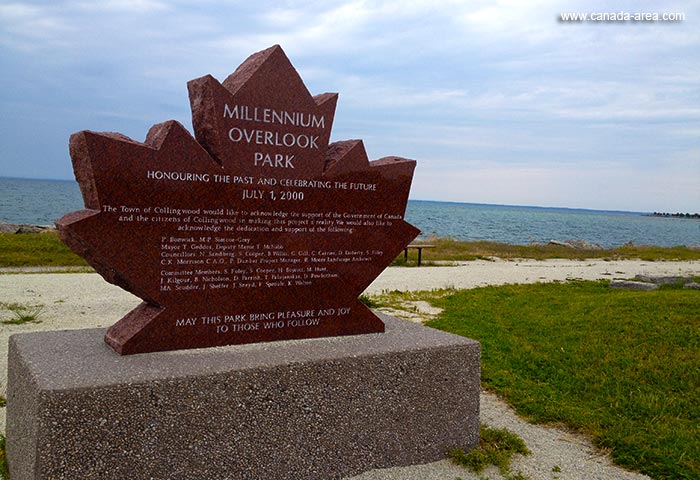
[3,260,698,479]
[365,258,700,294]
[346,389,652,480]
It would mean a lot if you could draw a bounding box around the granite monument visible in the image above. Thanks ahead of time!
[56,45,420,355]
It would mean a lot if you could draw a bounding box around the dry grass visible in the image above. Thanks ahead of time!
[401,236,700,263]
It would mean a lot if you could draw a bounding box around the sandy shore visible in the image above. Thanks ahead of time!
[2,259,698,479]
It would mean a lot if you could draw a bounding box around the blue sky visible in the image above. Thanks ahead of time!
[1,0,698,212]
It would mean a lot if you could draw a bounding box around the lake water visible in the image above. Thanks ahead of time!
[1,177,698,247]
[407,201,699,248]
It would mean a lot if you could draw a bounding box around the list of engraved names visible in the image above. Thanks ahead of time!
[102,203,395,293]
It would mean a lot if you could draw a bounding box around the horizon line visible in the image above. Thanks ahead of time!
[0,175,668,215]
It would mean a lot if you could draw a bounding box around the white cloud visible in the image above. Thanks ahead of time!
[0,3,40,17]
[73,0,170,12]
[1,0,699,211]
[670,127,700,137]
[412,163,700,212]
[0,3,73,50]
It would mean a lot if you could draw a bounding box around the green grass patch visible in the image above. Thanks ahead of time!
[2,233,699,268]
[450,425,530,479]
[0,232,87,268]
[363,288,455,311]
[427,281,700,480]
[0,434,7,480]
[0,302,44,325]
[401,237,700,262]
[358,294,380,308]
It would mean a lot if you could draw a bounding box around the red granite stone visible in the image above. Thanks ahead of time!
[57,45,419,355]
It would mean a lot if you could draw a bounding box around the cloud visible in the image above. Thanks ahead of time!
[412,162,700,213]
[73,0,170,12]
[0,3,74,50]
[0,0,699,212]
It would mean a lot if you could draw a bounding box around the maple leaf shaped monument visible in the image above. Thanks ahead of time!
[57,45,420,355]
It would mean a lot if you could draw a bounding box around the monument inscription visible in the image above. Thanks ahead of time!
[57,45,419,354]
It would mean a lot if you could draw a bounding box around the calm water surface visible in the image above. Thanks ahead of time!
[1,177,698,248]
[406,200,699,248]
[0,177,83,225]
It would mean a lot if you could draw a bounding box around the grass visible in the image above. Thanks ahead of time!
[358,293,380,308]
[0,232,88,268]
[3,233,699,269]
[449,425,530,479]
[427,281,700,480]
[401,236,700,263]
[363,288,455,310]
[390,254,446,267]
[0,434,6,480]
[0,302,44,325]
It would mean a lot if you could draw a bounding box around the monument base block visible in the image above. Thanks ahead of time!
[7,314,480,480]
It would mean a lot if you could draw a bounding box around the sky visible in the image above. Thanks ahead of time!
[1,0,699,213]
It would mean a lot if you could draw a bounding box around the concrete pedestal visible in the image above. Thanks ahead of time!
[7,314,480,480]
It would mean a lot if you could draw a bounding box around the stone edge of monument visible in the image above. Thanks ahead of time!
[7,314,480,480]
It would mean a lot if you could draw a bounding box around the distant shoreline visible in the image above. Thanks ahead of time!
[645,212,700,219]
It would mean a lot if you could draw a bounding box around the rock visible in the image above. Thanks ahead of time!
[548,240,570,248]
[609,280,659,291]
[16,225,48,234]
[0,222,55,234]
[634,274,694,285]
[684,282,700,290]
[568,239,604,250]
[549,239,604,250]
[0,223,18,234]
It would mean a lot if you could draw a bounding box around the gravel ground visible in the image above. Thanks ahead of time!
[364,258,700,294]
[346,389,652,480]
[3,259,698,479]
